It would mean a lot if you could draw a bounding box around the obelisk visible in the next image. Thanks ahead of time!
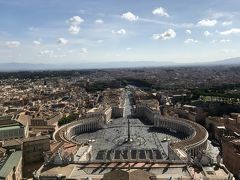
[127,118,130,142]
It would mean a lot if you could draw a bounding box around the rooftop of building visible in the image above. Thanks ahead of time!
[2,138,23,147]
[39,164,75,178]
[138,99,159,110]
[0,117,24,130]
[0,125,22,131]
[21,135,49,143]
[17,112,30,127]
[37,162,231,180]
[0,151,22,178]
[102,88,124,107]
[201,166,229,179]
[103,169,155,180]
[0,115,13,121]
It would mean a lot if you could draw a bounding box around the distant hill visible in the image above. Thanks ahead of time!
[71,61,176,69]
[0,61,176,71]
[210,57,240,65]
[0,57,239,72]
[0,63,55,72]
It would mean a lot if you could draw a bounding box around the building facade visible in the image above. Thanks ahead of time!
[22,136,50,163]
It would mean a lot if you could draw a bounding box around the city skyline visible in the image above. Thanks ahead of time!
[0,0,240,64]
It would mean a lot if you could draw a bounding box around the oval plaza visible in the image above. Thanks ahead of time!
[55,87,208,163]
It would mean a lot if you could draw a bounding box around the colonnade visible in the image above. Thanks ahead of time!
[62,105,208,160]
[66,118,103,140]
[155,118,194,136]
[72,121,99,134]
[135,105,208,158]
[186,141,208,157]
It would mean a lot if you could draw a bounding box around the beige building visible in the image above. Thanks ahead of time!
[222,138,240,178]
[85,106,112,124]
[22,136,50,163]
[205,116,226,140]
[31,113,62,126]
[173,105,206,124]
[17,112,30,138]
[222,113,240,178]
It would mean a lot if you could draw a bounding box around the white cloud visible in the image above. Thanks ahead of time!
[80,48,88,54]
[220,39,231,43]
[197,19,217,27]
[152,7,169,17]
[40,50,53,56]
[57,38,68,45]
[121,12,139,21]
[5,41,21,48]
[68,16,84,25]
[97,40,103,43]
[152,29,176,40]
[184,38,199,44]
[68,25,80,34]
[204,30,211,37]
[112,28,127,35]
[68,16,84,35]
[211,39,231,44]
[95,19,104,24]
[126,47,132,51]
[33,40,41,45]
[222,21,232,26]
[185,29,191,34]
[220,28,240,35]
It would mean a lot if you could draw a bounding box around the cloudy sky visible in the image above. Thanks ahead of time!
[0,0,240,64]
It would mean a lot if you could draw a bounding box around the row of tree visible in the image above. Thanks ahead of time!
[58,114,79,126]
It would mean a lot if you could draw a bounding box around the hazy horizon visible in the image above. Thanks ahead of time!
[0,56,239,65]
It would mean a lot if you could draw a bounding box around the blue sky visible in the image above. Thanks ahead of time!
[0,0,240,64]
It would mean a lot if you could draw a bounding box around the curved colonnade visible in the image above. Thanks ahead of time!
[153,116,208,159]
[54,117,104,144]
[66,117,103,139]
[135,105,208,159]
[54,106,208,160]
